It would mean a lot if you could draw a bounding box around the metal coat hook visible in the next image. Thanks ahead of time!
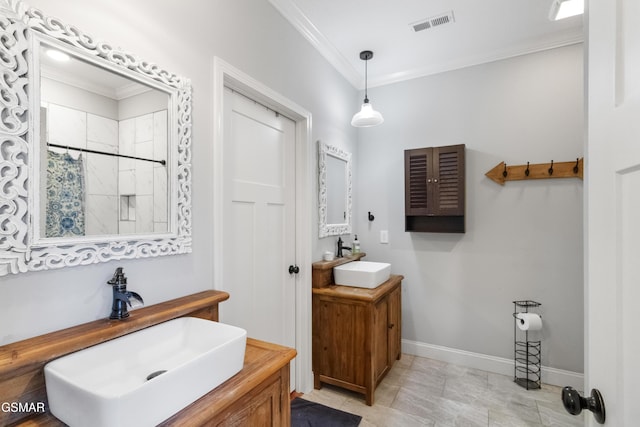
[548,160,554,175]
[502,163,508,178]
[525,162,530,176]
[368,211,375,222]
[573,158,579,174]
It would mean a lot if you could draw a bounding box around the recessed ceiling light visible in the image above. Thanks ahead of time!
[46,49,70,62]
[549,0,584,21]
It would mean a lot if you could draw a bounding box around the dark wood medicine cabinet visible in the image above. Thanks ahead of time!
[404,144,465,233]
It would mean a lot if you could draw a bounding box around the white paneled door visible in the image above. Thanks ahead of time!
[582,0,640,425]
[221,88,297,388]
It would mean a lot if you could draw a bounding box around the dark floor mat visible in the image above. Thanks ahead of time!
[291,397,362,427]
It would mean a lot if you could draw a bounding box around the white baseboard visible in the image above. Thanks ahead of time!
[402,339,584,390]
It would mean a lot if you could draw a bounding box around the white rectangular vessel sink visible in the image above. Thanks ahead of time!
[45,317,247,427]
[334,261,391,289]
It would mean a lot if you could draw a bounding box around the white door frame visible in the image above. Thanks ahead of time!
[212,57,313,393]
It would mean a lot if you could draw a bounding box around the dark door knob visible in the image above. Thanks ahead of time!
[288,265,300,274]
[562,386,605,424]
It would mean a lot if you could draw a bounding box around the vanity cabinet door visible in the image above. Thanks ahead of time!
[314,297,367,387]
[387,286,401,364]
[209,367,289,427]
[373,297,390,384]
[373,286,402,384]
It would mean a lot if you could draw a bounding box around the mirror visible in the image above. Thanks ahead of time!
[325,155,347,224]
[0,1,192,276]
[318,140,352,237]
[39,43,170,238]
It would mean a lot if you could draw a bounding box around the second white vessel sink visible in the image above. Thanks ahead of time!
[334,261,391,289]
[45,317,247,427]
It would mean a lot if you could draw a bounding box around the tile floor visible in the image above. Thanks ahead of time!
[303,354,585,426]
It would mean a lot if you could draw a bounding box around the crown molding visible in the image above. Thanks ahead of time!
[269,0,584,89]
[268,0,362,88]
[41,66,151,100]
[115,82,152,100]
[367,30,584,88]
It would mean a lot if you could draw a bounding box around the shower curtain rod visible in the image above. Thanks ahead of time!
[46,143,166,166]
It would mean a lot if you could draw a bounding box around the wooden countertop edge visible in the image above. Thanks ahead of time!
[311,252,366,270]
[0,290,229,379]
[312,274,404,301]
[11,415,59,426]
[160,338,297,426]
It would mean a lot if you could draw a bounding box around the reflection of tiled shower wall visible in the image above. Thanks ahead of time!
[45,103,119,235]
[45,103,168,236]
[118,111,168,234]
[152,111,168,232]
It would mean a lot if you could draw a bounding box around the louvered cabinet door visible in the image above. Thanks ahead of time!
[404,148,433,216]
[432,145,465,216]
[404,145,465,232]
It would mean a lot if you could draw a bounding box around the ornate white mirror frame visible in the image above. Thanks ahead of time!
[318,140,352,238]
[0,0,192,276]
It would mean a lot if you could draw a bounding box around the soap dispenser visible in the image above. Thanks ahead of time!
[352,235,360,254]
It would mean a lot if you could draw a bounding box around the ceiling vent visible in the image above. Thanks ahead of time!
[410,11,455,33]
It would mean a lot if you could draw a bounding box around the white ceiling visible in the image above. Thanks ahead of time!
[40,44,151,100]
[269,0,584,89]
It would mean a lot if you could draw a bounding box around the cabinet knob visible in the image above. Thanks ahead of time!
[434,178,438,183]
[427,179,432,183]
[388,323,395,329]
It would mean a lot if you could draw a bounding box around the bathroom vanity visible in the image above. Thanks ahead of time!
[0,291,296,426]
[311,257,402,405]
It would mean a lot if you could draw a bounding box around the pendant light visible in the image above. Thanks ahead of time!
[351,50,384,127]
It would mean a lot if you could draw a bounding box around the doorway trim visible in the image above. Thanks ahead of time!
[212,57,313,393]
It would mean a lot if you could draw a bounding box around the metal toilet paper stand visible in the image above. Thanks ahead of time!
[513,300,542,390]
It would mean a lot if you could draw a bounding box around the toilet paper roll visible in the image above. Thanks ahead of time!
[516,313,542,331]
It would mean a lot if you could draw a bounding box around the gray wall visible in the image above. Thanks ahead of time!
[0,0,357,345]
[353,44,584,373]
[1,0,583,376]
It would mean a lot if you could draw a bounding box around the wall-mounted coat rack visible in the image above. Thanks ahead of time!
[485,158,583,185]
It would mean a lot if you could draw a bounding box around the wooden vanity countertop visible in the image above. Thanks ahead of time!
[159,338,296,426]
[312,274,404,302]
[311,252,367,271]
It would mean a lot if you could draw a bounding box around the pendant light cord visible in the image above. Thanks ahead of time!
[363,56,369,103]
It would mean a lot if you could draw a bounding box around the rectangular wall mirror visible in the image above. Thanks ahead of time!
[0,1,192,275]
[318,140,352,237]
[38,41,170,238]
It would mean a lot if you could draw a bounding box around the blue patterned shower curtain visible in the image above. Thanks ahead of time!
[46,151,86,237]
